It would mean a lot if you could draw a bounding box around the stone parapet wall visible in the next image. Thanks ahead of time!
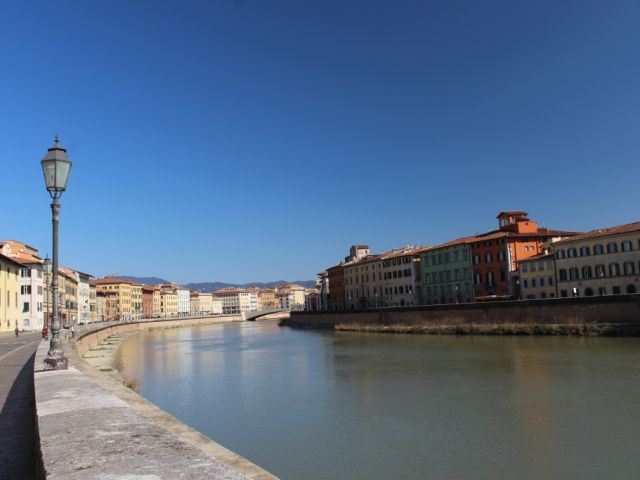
[284,295,640,334]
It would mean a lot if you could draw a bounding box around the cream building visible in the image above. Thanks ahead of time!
[212,289,258,315]
[344,246,427,309]
[152,289,161,317]
[198,293,214,314]
[0,253,22,333]
[519,253,557,300]
[554,222,640,297]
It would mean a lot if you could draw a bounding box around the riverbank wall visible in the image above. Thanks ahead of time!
[283,294,640,335]
[33,315,279,479]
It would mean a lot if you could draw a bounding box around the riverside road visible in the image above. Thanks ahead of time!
[0,332,41,480]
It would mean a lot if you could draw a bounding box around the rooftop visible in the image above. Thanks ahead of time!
[554,221,640,244]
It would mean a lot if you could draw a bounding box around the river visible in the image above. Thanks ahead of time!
[115,320,640,480]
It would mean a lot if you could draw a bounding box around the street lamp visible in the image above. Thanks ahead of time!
[41,136,72,370]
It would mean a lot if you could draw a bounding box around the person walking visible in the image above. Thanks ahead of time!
[14,326,19,337]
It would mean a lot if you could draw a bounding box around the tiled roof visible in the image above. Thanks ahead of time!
[554,221,640,244]
[0,253,26,268]
[520,252,554,262]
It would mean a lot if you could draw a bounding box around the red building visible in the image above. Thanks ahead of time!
[141,285,156,319]
[471,212,575,300]
[327,264,346,311]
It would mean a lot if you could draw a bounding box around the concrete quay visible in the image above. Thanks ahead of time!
[34,316,279,480]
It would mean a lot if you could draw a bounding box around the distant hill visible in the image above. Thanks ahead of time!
[116,276,315,291]
[116,276,169,286]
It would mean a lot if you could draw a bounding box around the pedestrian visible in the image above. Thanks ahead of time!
[71,324,75,338]
[14,326,19,337]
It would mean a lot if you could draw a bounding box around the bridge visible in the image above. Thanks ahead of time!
[243,308,291,321]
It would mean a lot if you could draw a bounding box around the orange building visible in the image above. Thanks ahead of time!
[471,212,575,300]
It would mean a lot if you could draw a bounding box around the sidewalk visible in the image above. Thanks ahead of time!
[0,334,41,480]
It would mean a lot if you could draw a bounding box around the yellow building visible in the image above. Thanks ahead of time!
[159,290,178,317]
[91,277,134,321]
[0,254,22,333]
[131,283,143,320]
[257,289,278,309]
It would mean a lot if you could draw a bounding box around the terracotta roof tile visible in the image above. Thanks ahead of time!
[554,221,640,244]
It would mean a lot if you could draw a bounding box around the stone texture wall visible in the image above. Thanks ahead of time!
[284,295,640,331]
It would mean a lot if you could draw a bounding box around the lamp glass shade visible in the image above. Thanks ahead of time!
[41,142,72,192]
[43,256,52,275]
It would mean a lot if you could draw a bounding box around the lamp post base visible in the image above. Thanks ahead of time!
[43,355,68,370]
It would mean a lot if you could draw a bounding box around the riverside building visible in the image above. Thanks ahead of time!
[212,289,258,315]
[342,245,427,309]
[1,240,45,331]
[420,237,474,305]
[0,253,22,332]
[471,212,575,300]
[553,222,640,297]
[519,252,557,299]
[91,278,135,321]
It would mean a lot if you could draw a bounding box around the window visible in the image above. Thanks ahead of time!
[612,286,621,295]
[20,285,32,295]
[548,277,553,285]
[567,248,577,258]
[539,278,545,286]
[556,249,566,259]
[607,242,618,254]
[569,268,579,280]
[530,262,536,272]
[532,279,537,287]
[559,269,567,281]
[23,302,29,313]
[522,263,528,272]
[621,240,632,252]
[487,271,494,286]
[593,244,604,255]
[623,262,635,275]
[485,253,492,263]
[498,251,505,261]
[474,273,481,285]
[595,264,606,278]
[580,246,591,256]
[582,266,592,279]
[609,263,620,276]
[473,255,480,265]
[523,279,529,288]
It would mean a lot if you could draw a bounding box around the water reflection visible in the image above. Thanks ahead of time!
[117,322,640,480]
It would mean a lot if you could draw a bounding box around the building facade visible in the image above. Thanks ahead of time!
[519,253,557,299]
[554,222,640,298]
[0,254,22,333]
[91,278,134,321]
[420,239,473,305]
[471,212,574,300]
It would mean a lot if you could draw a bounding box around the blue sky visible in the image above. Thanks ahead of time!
[1,0,639,284]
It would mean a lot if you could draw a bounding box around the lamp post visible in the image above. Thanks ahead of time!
[43,255,52,335]
[41,136,72,370]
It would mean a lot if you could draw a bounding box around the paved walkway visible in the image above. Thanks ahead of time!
[0,333,42,480]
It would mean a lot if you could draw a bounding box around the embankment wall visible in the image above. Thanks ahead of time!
[284,295,640,335]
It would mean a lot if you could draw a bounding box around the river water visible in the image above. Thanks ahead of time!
[115,320,640,480]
